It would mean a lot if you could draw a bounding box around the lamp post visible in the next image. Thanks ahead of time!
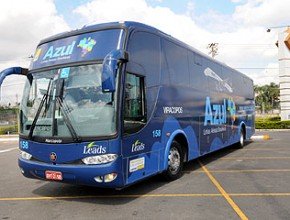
[267,25,290,120]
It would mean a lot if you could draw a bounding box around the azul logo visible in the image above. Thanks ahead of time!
[131,140,145,152]
[43,41,76,60]
[77,37,96,57]
[83,142,106,155]
[33,48,42,61]
[227,98,236,127]
[204,97,236,126]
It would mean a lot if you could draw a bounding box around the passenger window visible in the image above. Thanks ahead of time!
[124,72,146,134]
[162,40,189,86]
[195,53,203,66]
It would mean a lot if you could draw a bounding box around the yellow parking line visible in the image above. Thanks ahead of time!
[220,157,290,160]
[211,169,290,173]
[231,193,290,197]
[185,169,290,173]
[2,192,290,202]
[243,148,289,151]
[198,160,248,220]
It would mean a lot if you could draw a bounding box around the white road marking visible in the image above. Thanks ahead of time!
[0,147,18,154]
[0,138,19,142]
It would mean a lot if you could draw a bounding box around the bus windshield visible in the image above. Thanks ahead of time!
[20,64,118,140]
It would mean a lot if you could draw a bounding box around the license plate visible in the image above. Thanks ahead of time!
[45,170,63,181]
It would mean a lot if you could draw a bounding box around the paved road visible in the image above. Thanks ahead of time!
[1,131,290,220]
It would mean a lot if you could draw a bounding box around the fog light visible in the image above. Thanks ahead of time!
[94,176,103,183]
[94,173,117,183]
[20,168,24,174]
[104,173,117,183]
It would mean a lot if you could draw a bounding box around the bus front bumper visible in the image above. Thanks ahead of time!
[18,157,125,188]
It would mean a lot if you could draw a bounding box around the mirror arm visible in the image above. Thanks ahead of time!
[119,51,129,63]
[0,67,28,87]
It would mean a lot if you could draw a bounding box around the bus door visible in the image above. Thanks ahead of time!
[122,70,160,184]
[123,31,162,184]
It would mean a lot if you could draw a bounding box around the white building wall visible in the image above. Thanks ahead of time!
[279,28,290,120]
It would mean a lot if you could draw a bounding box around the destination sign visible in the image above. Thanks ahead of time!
[31,29,123,70]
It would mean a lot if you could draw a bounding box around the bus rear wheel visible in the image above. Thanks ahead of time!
[236,128,245,148]
[163,141,184,181]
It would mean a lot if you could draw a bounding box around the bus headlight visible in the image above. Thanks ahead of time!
[82,154,118,165]
[20,151,32,160]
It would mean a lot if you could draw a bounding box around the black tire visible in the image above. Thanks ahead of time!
[236,128,245,148]
[163,141,184,181]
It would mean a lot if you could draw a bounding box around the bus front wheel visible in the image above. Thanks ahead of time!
[163,141,184,181]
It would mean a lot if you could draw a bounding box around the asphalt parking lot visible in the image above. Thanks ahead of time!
[1,130,290,220]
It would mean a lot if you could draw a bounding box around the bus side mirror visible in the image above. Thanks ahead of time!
[101,50,128,93]
[0,67,28,87]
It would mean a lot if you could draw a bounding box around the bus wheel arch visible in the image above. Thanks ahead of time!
[173,133,189,162]
[162,131,188,180]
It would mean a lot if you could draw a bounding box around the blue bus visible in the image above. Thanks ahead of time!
[0,21,255,188]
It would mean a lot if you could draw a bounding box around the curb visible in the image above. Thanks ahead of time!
[251,135,270,140]
[256,129,290,132]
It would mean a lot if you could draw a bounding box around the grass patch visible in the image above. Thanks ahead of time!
[255,116,290,129]
[0,125,18,135]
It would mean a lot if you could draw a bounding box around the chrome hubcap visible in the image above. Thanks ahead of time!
[168,147,181,175]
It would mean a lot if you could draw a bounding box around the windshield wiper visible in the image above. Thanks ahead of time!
[56,78,81,142]
[28,94,47,139]
[56,97,81,142]
[28,79,52,139]
[28,76,81,142]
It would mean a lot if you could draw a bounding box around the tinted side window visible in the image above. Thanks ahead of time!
[221,67,235,95]
[204,60,224,93]
[195,53,203,66]
[188,52,207,91]
[127,32,160,87]
[124,72,146,134]
[162,40,189,86]
[243,77,254,99]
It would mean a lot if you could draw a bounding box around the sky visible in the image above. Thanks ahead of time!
[0,0,289,105]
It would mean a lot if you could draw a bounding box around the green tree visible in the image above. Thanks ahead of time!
[254,83,280,113]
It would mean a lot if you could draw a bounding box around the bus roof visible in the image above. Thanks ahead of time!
[39,21,166,45]
[38,21,252,82]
